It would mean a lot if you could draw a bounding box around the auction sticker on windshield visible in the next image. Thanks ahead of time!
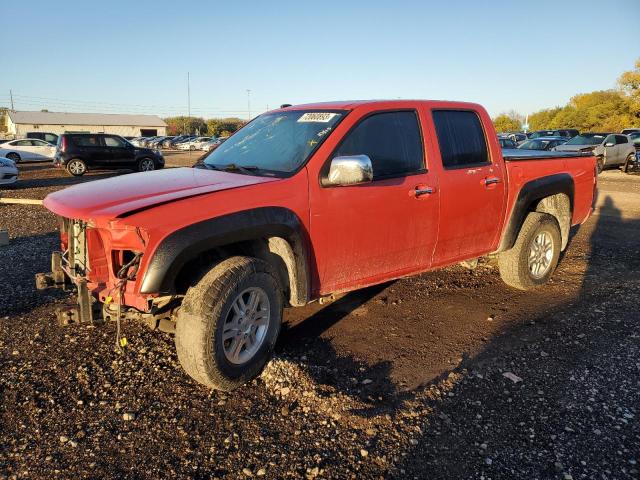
[297,112,339,123]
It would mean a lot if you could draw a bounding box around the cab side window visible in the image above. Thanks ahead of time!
[334,111,424,180]
[432,110,489,168]
[615,135,628,145]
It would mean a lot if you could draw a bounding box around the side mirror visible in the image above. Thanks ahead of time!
[325,155,373,186]
[604,142,615,147]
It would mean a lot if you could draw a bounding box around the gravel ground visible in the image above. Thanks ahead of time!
[0,160,639,479]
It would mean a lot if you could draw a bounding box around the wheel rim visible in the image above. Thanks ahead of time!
[528,231,554,279]
[140,159,154,171]
[68,160,85,175]
[222,287,270,365]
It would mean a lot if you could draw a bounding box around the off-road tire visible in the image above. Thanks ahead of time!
[498,212,561,290]
[175,256,283,390]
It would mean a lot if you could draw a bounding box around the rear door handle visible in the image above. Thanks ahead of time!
[484,177,501,186]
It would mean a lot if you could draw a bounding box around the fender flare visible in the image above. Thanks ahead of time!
[498,173,574,252]
[139,207,311,302]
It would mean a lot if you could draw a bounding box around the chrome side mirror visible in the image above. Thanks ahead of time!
[325,154,373,186]
[604,142,615,147]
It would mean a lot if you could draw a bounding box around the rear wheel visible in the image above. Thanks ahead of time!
[623,153,636,173]
[498,212,561,290]
[596,156,604,174]
[137,157,155,172]
[66,159,87,176]
[175,256,283,390]
[6,152,20,163]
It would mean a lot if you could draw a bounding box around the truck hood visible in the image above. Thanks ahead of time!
[43,167,279,220]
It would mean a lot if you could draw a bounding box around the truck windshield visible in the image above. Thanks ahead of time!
[565,134,605,145]
[204,110,345,175]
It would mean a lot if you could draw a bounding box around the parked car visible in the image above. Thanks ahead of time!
[53,133,165,176]
[173,136,197,148]
[26,131,59,145]
[202,137,228,152]
[621,128,640,135]
[148,137,168,149]
[178,136,211,150]
[0,156,18,186]
[553,133,636,172]
[528,129,579,139]
[0,139,56,163]
[517,136,567,151]
[161,136,180,148]
[38,99,596,391]
[498,137,517,149]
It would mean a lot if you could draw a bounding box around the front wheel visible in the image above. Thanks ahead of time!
[498,212,561,290]
[66,159,87,176]
[175,256,283,391]
[596,156,604,174]
[622,153,636,174]
[137,157,155,172]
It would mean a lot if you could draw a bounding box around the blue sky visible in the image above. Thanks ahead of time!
[1,0,638,119]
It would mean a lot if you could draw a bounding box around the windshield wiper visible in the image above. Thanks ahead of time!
[219,163,260,175]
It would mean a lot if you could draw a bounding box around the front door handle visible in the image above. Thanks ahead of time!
[414,186,434,197]
[484,177,501,186]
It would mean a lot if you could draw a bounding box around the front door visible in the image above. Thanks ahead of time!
[429,109,507,265]
[310,110,439,294]
[103,135,135,166]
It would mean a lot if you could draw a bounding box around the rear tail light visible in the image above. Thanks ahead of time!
[60,137,67,152]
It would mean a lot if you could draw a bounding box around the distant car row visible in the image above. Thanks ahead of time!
[129,135,228,152]
[499,129,640,173]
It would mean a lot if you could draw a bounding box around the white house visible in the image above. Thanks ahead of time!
[4,111,167,138]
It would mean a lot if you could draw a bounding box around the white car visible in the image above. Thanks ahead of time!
[0,139,56,163]
[0,156,19,185]
[178,137,211,150]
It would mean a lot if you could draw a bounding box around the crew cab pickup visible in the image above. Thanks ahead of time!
[37,100,597,391]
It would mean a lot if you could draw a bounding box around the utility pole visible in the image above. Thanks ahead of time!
[9,90,14,111]
[187,72,191,132]
[246,89,251,120]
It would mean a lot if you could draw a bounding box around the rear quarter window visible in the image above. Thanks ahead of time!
[432,110,489,168]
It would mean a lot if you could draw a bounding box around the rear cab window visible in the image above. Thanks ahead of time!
[333,110,424,180]
[432,110,490,168]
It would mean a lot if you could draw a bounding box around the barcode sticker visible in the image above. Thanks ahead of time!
[297,112,338,123]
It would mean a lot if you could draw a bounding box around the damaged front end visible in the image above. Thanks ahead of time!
[36,216,177,332]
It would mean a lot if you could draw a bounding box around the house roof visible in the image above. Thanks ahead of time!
[7,110,167,127]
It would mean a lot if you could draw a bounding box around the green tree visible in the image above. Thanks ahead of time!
[493,113,522,133]
[206,118,244,137]
[163,116,208,135]
[618,58,640,122]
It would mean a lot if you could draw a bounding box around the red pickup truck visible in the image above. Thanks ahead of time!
[38,100,596,390]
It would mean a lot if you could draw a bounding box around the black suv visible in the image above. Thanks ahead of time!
[54,133,164,176]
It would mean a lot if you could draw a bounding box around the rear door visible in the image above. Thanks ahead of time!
[428,109,507,265]
[30,139,56,160]
[72,135,110,166]
[615,135,631,165]
[103,135,135,166]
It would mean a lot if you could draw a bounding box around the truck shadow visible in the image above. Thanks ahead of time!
[277,194,640,476]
